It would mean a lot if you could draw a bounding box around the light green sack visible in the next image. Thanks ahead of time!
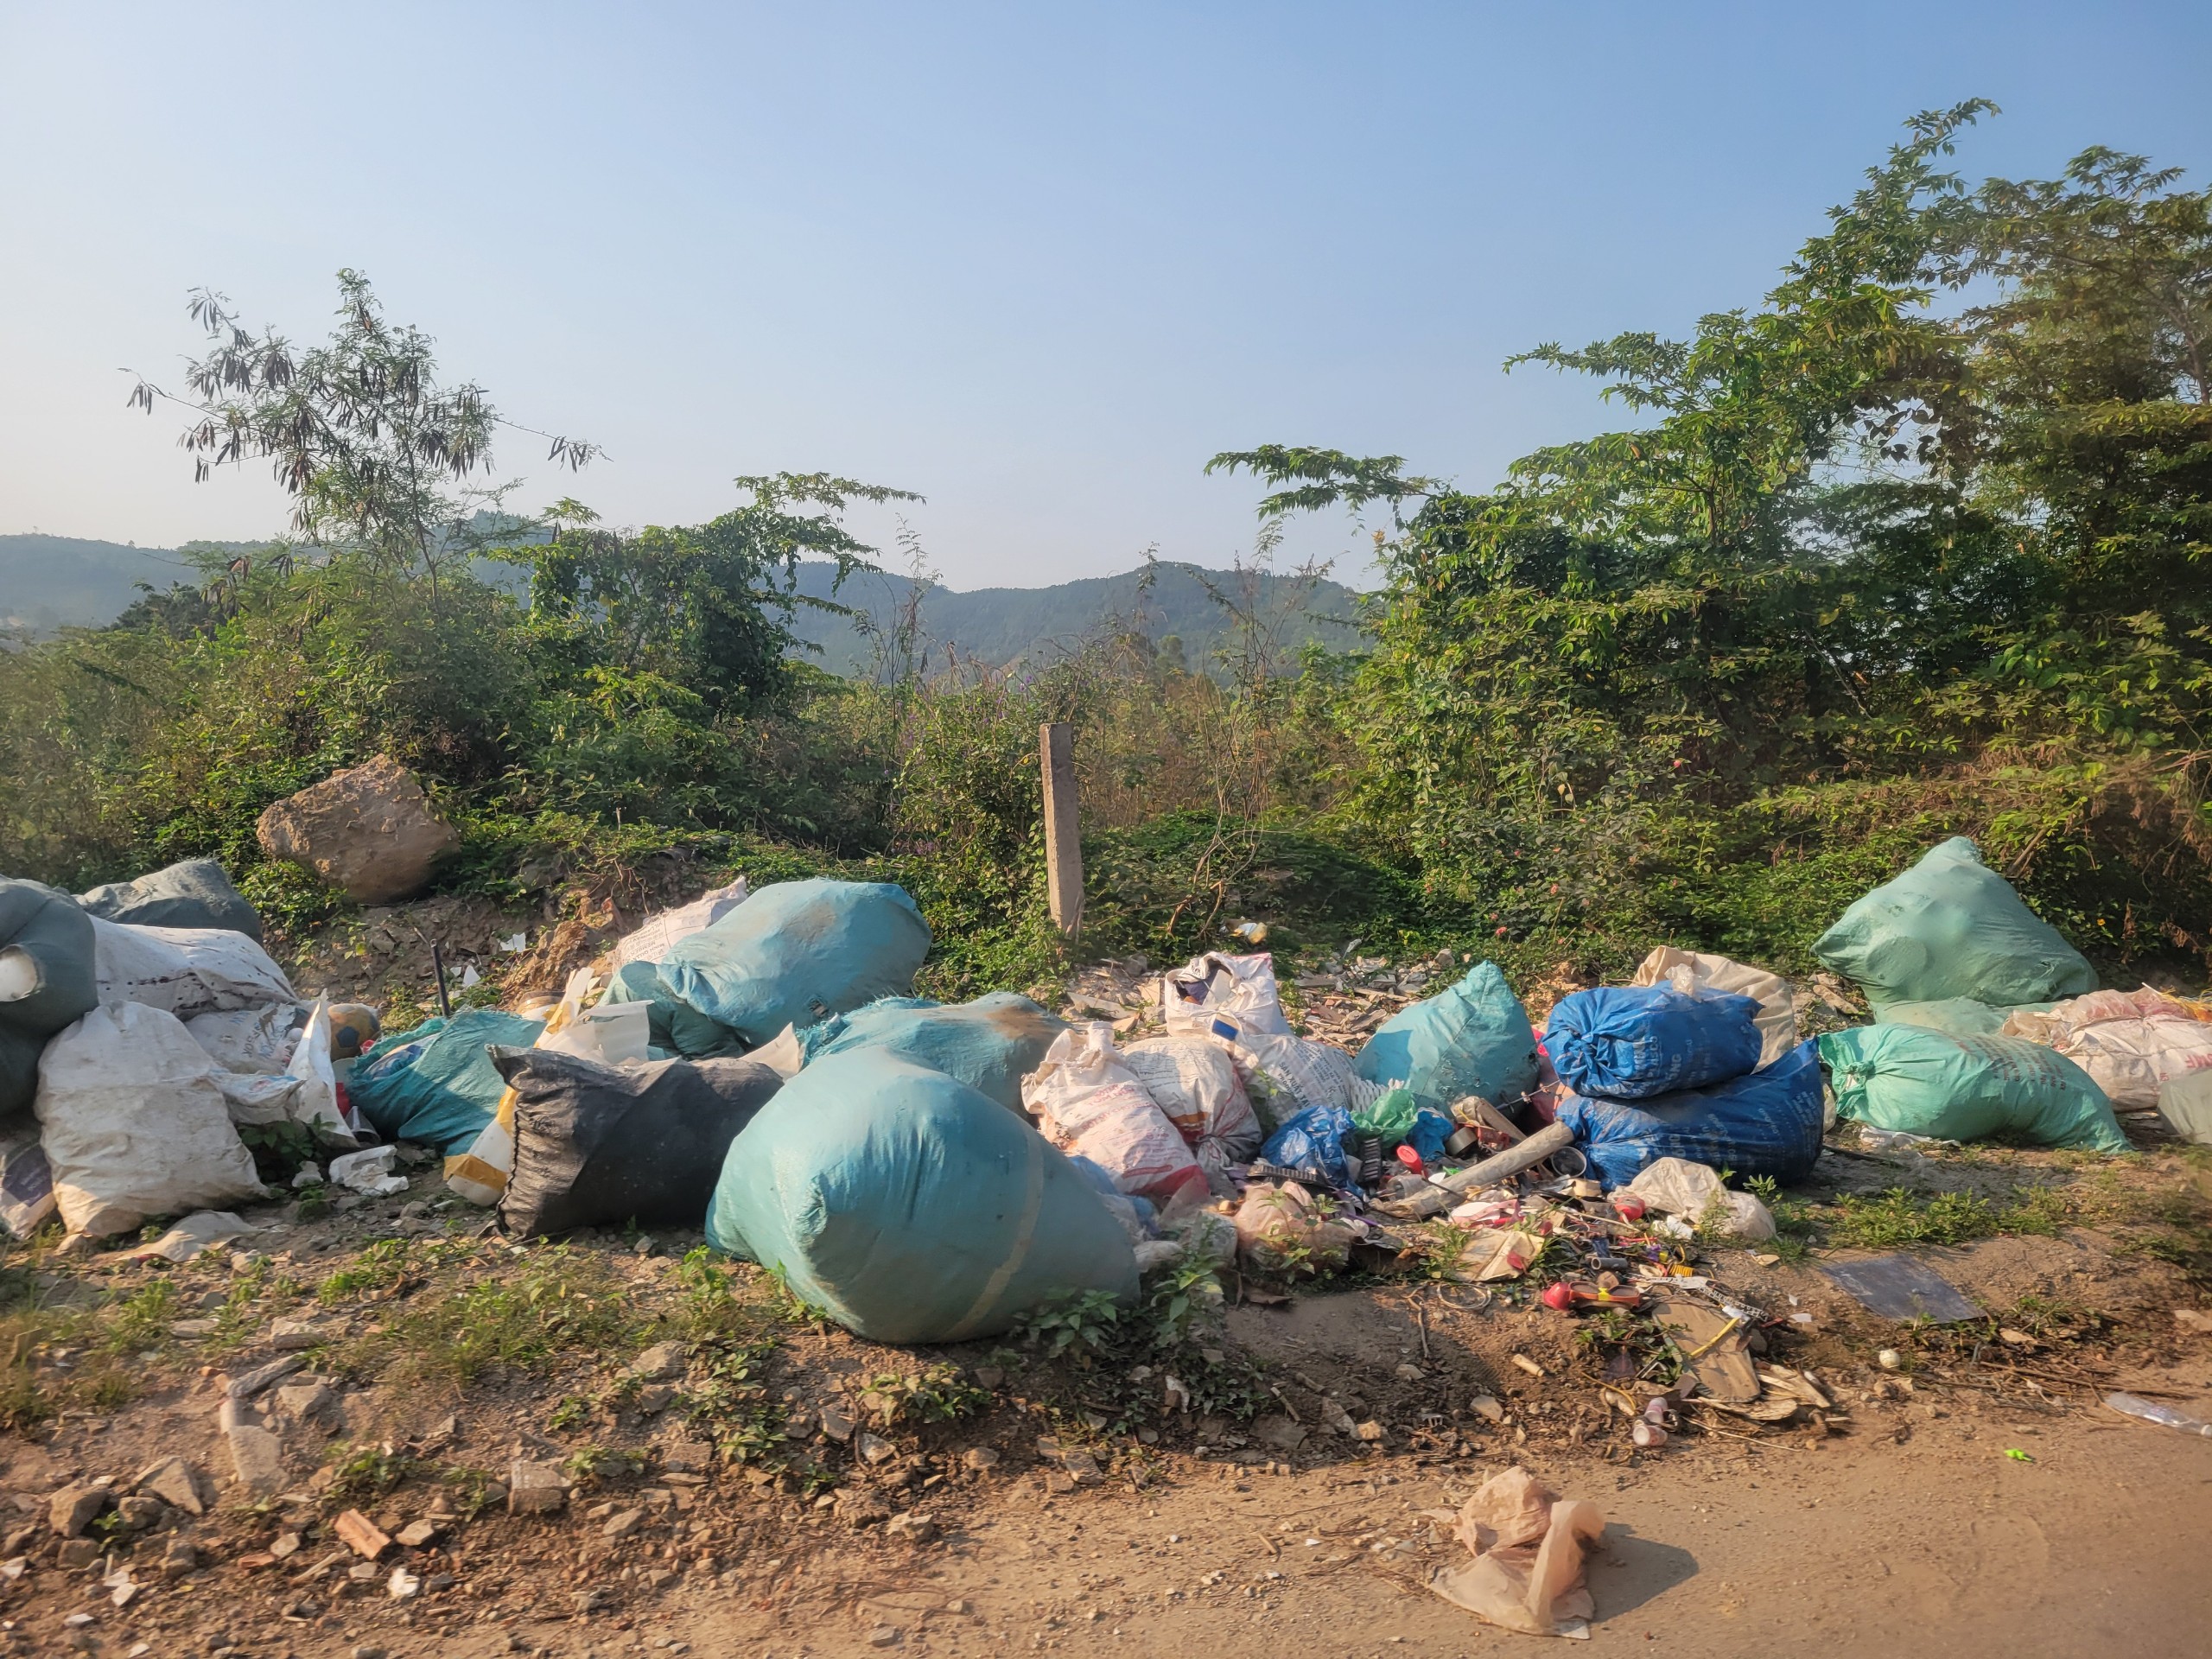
[1876,997,2055,1040]
[1814,837,2097,1011]
[1351,1085,1421,1147]
[1818,1024,2127,1152]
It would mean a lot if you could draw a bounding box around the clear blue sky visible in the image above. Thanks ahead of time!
[3,1,2206,589]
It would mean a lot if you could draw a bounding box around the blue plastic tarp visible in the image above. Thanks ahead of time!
[705,1049,1137,1344]
[660,878,931,1046]
[1354,962,1539,1110]
[1555,1038,1827,1189]
[1259,1104,1355,1186]
[1546,984,1764,1100]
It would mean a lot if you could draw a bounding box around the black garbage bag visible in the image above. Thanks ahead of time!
[77,858,264,941]
[0,879,98,1123]
[487,1046,783,1237]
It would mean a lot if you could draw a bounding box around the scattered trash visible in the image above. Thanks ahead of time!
[1877,1349,1904,1370]
[115,1211,254,1263]
[1821,1253,1980,1322]
[801,994,1065,1114]
[2004,1448,2035,1463]
[1161,951,1289,1036]
[1555,1040,1826,1188]
[1121,1034,1264,1179]
[2005,986,2212,1110]
[1814,836,2097,1010]
[0,1128,55,1237]
[1233,1179,1355,1275]
[1547,984,1764,1100]
[1024,1024,1208,1205]
[708,1049,1137,1342]
[348,1008,545,1156]
[77,857,264,942]
[327,1144,409,1198]
[660,878,932,1046]
[1351,962,1540,1113]
[1818,1025,2128,1152]
[1429,1466,1607,1638]
[2103,1392,2212,1437]
[34,1001,265,1237]
[1621,1158,1776,1242]
[489,1046,782,1236]
[1630,947,1799,1068]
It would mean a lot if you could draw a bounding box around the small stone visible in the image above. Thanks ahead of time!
[1354,1421,1385,1443]
[1998,1328,2033,1347]
[0,1557,25,1583]
[270,1531,302,1560]
[113,1495,162,1531]
[353,1645,389,1659]
[1393,1363,1424,1382]
[835,1488,892,1528]
[334,1509,392,1560]
[818,1404,855,1443]
[885,1510,939,1544]
[1251,1415,1306,1454]
[635,1384,674,1414]
[660,1440,713,1474]
[858,1432,896,1465]
[628,1343,686,1382]
[646,1567,677,1588]
[1468,1395,1505,1424]
[962,1446,1001,1471]
[159,1539,199,1578]
[226,1354,306,1399]
[57,1538,99,1568]
[275,1382,338,1426]
[602,1510,645,1540]
[973,1368,1003,1390]
[48,1483,107,1538]
[268,1319,331,1351]
[395,1520,438,1548]
[506,1459,569,1515]
[1877,1350,1904,1371]
[387,1566,421,1599]
[348,1560,382,1582]
[170,1318,219,1338]
[868,1626,902,1648]
[947,1599,971,1614]
[573,1587,608,1613]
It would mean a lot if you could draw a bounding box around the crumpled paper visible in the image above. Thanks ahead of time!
[1430,1466,1607,1638]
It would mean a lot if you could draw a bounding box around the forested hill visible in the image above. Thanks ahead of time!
[0,534,1365,674]
[779,559,1364,676]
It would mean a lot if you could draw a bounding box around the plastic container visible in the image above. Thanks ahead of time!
[2104,1392,2212,1436]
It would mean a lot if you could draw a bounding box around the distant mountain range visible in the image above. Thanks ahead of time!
[0,533,1370,673]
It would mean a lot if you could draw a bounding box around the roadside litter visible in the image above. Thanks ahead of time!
[796,992,1064,1113]
[1814,836,2098,1010]
[708,1049,1138,1343]
[489,1046,782,1237]
[2103,1392,2212,1437]
[348,1008,544,1154]
[1546,984,1764,1099]
[1817,1024,2128,1152]
[659,877,932,1046]
[1351,961,1540,1111]
[2000,985,2212,1110]
[76,856,264,941]
[1820,1253,1980,1322]
[1428,1466,1607,1639]
[1554,1039,1827,1188]
[0,877,97,1122]
[1023,1024,1209,1206]
[1630,947,1798,1067]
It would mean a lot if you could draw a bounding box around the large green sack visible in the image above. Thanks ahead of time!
[661,879,931,1046]
[1818,1024,2128,1152]
[796,994,1065,1113]
[348,1009,545,1154]
[706,1049,1137,1344]
[1814,837,2097,1011]
[0,879,99,1123]
[599,961,747,1058]
[1353,962,1540,1110]
[1877,997,2054,1040]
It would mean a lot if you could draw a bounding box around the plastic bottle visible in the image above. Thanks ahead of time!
[2104,1392,2212,1436]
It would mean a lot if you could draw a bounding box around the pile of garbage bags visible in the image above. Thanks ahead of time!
[7,827,2201,1351]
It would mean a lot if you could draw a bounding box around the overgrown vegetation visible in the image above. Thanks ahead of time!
[2,104,2207,995]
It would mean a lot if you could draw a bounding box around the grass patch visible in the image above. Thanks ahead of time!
[1817,1184,2077,1251]
[333,1244,636,1389]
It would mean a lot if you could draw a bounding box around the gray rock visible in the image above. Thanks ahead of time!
[255,755,460,905]
[226,1423,288,1497]
[506,1459,569,1515]
[48,1484,106,1538]
[275,1382,337,1427]
[627,1343,686,1382]
[601,1510,644,1540]
[159,1538,198,1578]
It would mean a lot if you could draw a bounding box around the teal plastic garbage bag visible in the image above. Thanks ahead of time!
[661,879,931,1046]
[0,879,98,1123]
[1353,963,1539,1110]
[1556,1039,1827,1189]
[1814,837,2097,1011]
[1546,985,1763,1100]
[798,994,1065,1112]
[599,961,747,1058]
[1818,1024,2126,1152]
[705,1049,1137,1344]
[348,1009,545,1154]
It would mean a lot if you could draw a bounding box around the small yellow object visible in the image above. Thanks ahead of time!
[2005,1448,2035,1463]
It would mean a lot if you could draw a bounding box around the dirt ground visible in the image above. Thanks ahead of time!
[3,1135,2208,1659]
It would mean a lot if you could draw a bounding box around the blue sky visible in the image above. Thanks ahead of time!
[3,1,2207,588]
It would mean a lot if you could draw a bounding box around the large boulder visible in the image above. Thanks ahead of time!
[255,755,459,905]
